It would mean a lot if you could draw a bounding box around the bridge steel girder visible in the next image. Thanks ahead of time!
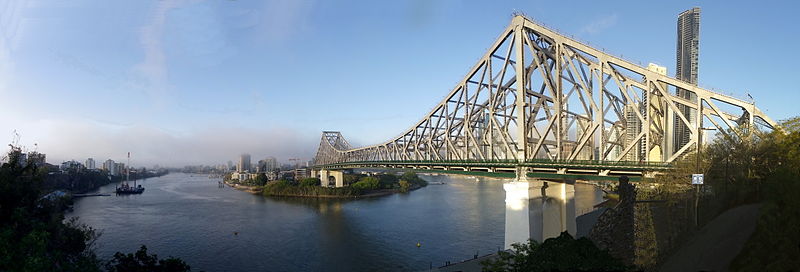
[313,16,777,172]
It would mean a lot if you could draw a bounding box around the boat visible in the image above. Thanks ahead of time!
[116,152,144,195]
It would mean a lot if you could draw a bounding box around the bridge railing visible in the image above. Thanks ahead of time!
[315,159,671,169]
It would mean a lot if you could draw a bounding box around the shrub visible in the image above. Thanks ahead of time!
[352,177,380,190]
[106,245,191,272]
[400,171,427,186]
[398,180,410,193]
[262,179,361,197]
[376,174,398,189]
[254,173,268,186]
[481,232,627,272]
[299,178,320,187]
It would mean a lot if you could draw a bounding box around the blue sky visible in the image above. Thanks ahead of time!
[1,0,797,166]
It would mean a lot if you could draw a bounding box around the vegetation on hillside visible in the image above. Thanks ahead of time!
[0,149,190,272]
[481,232,628,272]
[641,117,800,270]
[106,245,190,272]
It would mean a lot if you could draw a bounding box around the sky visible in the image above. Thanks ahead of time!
[0,0,798,167]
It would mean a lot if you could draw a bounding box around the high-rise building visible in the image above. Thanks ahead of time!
[624,105,642,162]
[104,159,117,176]
[674,7,700,154]
[60,160,84,171]
[238,154,251,173]
[85,158,95,170]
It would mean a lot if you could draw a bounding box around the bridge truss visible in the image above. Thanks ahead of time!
[314,16,776,176]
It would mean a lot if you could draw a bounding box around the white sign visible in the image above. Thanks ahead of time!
[692,174,704,185]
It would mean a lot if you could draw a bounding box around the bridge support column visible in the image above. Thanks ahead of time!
[503,178,576,249]
[319,170,330,187]
[330,170,344,188]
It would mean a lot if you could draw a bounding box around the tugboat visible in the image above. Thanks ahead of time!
[116,152,144,195]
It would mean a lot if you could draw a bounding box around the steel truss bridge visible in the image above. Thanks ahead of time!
[313,15,776,180]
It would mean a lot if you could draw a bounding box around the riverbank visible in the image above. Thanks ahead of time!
[44,170,169,195]
[223,180,262,194]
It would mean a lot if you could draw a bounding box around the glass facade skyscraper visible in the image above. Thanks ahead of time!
[673,7,700,153]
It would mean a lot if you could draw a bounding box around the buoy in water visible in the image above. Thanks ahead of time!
[416,242,421,248]
[234,232,239,236]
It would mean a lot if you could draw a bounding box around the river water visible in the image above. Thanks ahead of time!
[69,173,602,271]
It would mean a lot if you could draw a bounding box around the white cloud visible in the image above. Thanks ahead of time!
[133,0,185,107]
[581,14,618,35]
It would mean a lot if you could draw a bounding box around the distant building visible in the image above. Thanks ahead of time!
[294,168,309,180]
[257,157,278,173]
[85,158,96,170]
[60,160,84,171]
[104,159,117,176]
[673,7,701,154]
[230,172,257,181]
[237,154,251,173]
[115,162,126,177]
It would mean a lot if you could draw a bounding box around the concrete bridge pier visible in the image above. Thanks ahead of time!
[317,169,344,187]
[503,173,576,249]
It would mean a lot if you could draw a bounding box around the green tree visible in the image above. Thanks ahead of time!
[481,232,627,272]
[376,174,398,189]
[400,171,427,186]
[299,177,320,187]
[106,245,191,272]
[398,180,410,193]
[0,150,103,272]
[254,173,268,186]
[0,148,192,272]
[728,117,800,271]
[352,176,380,190]
[343,174,363,186]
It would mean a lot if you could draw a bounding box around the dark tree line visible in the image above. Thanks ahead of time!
[0,149,191,272]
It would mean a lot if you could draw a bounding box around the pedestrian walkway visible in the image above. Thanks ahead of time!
[660,204,761,272]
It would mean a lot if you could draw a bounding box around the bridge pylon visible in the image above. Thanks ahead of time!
[503,179,577,249]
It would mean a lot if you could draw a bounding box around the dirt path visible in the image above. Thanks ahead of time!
[660,204,761,272]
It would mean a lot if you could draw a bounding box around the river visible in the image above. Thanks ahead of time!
[69,172,603,271]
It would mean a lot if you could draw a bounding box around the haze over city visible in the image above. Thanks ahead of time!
[1,0,798,166]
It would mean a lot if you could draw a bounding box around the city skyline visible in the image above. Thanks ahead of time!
[1,0,797,167]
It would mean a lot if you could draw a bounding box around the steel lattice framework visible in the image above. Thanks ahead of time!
[314,16,776,169]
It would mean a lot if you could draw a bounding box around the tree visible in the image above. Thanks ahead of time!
[254,173,268,186]
[299,177,320,187]
[343,174,363,185]
[1,148,192,271]
[0,149,102,272]
[481,232,627,272]
[106,245,191,272]
[398,180,410,193]
[376,174,398,189]
[352,177,380,190]
[400,171,427,186]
